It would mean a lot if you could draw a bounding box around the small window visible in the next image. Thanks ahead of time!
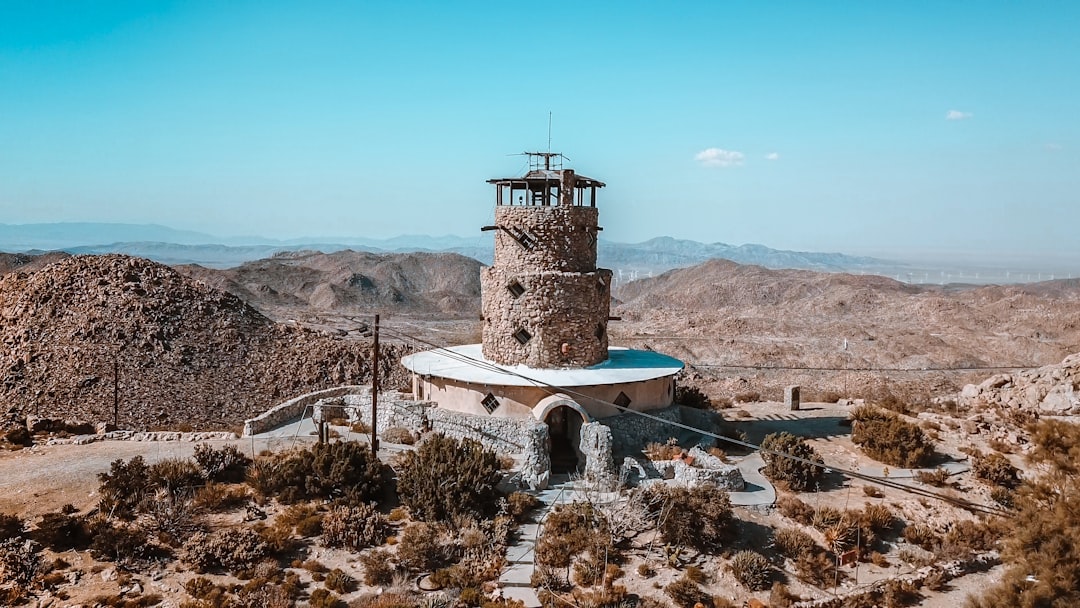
[614,392,632,408]
[507,281,525,298]
[595,323,606,340]
[513,328,532,345]
[481,392,499,414]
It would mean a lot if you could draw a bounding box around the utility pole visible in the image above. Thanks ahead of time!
[112,349,119,428]
[370,314,380,456]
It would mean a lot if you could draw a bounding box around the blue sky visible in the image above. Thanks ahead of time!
[1,1,1077,259]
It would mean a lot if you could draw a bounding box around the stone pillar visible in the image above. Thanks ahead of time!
[520,421,551,491]
[580,422,615,490]
[785,385,801,411]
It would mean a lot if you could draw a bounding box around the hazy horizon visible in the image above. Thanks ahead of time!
[2,3,1077,259]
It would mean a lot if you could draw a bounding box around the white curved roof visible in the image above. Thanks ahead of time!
[401,344,683,388]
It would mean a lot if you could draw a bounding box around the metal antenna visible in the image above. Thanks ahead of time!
[547,111,552,154]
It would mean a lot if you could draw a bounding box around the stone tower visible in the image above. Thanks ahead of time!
[481,153,612,368]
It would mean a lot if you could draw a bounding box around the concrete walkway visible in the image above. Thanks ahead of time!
[729,452,777,507]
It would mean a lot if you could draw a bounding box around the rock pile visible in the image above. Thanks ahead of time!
[958,353,1080,415]
[1,254,409,430]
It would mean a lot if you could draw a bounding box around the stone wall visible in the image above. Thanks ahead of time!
[492,205,599,273]
[597,405,725,459]
[481,267,611,367]
[242,385,366,436]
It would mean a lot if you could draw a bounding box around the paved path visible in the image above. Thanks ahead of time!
[729,452,777,507]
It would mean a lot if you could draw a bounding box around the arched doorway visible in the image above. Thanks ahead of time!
[544,405,586,474]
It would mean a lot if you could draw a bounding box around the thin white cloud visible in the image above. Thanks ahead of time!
[946,110,973,120]
[765,152,780,161]
[695,148,744,168]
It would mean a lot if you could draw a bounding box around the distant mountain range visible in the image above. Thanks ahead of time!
[0,222,894,276]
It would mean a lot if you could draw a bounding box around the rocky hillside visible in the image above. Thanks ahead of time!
[176,249,482,319]
[0,255,408,430]
[959,353,1080,415]
[0,251,69,275]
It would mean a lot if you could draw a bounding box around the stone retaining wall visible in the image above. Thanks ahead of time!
[241,385,366,436]
[601,405,724,459]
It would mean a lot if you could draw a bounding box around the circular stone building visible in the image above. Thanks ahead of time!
[401,153,683,473]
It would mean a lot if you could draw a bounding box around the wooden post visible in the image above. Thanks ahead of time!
[112,346,119,428]
[371,314,380,456]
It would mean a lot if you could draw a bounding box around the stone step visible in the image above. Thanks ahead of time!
[498,563,535,587]
[501,586,541,608]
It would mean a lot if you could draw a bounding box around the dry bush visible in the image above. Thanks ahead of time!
[989,486,1014,509]
[859,503,897,535]
[773,527,818,559]
[916,468,950,487]
[396,433,501,522]
[734,390,761,403]
[1026,419,1080,475]
[139,489,203,546]
[88,519,160,568]
[324,568,356,594]
[149,458,204,500]
[97,456,151,520]
[675,384,712,409]
[972,452,1020,488]
[760,432,826,492]
[350,420,371,434]
[0,538,42,593]
[862,485,884,498]
[770,582,803,607]
[776,494,815,525]
[902,524,940,550]
[181,528,268,574]
[309,588,344,608]
[796,550,845,588]
[248,441,385,504]
[505,491,539,523]
[728,550,773,591]
[644,440,682,461]
[396,522,448,573]
[192,482,249,512]
[358,549,396,586]
[0,513,25,541]
[939,519,1001,560]
[193,443,251,483]
[810,506,843,531]
[646,483,733,553]
[664,575,711,608]
[320,503,387,551]
[381,426,416,445]
[850,406,934,468]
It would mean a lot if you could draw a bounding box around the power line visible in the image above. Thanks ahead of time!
[375,325,1012,518]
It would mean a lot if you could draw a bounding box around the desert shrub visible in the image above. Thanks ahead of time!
[636,563,654,577]
[396,522,448,573]
[88,520,159,568]
[664,575,711,608]
[730,552,773,591]
[309,588,344,608]
[3,425,32,447]
[810,506,843,531]
[902,524,940,550]
[734,390,761,403]
[249,441,384,504]
[149,458,204,500]
[182,528,268,574]
[505,491,539,523]
[859,503,897,535]
[98,456,151,519]
[647,483,733,552]
[141,489,202,546]
[776,494,815,525]
[193,443,251,483]
[939,519,1000,560]
[796,550,844,588]
[320,503,387,551]
[358,549,396,586]
[0,538,42,591]
[972,452,1020,488]
[760,432,826,491]
[989,486,1014,509]
[0,513,25,542]
[396,433,501,522]
[915,468,950,486]
[770,582,802,608]
[31,509,90,551]
[862,485,884,498]
[381,426,416,445]
[773,527,818,559]
[192,482,249,512]
[850,406,934,468]
[1026,419,1080,475]
[644,440,682,461]
[324,568,356,594]
[675,384,712,409]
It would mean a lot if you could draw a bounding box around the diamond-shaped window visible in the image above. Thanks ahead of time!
[513,328,532,345]
[614,392,632,408]
[508,227,536,251]
[481,392,499,414]
[507,281,525,298]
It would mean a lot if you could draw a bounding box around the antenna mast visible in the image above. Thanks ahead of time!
[547,111,552,154]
